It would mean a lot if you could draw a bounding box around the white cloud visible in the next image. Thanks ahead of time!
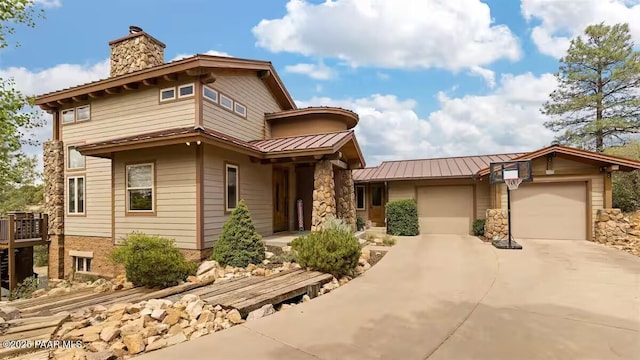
[253,0,521,71]
[468,66,496,88]
[172,49,231,61]
[284,62,336,80]
[376,72,390,81]
[521,0,640,58]
[298,72,558,165]
[34,0,62,8]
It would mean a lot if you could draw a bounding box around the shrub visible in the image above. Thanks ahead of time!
[211,200,265,267]
[323,216,353,233]
[33,245,48,267]
[111,233,197,288]
[473,219,486,236]
[291,227,360,277]
[269,251,297,264]
[9,276,39,300]
[386,199,419,236]
[382,234,396,246]
[356,215,366,231]
[607,142,640,212]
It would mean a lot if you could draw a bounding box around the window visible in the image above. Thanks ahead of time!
[68,176,85,214]
[74,256,92,272]
[62,109,75,124]
[356,186,366,210]
[160,87,176,102]
[220,94,233,111]
[225,163,238,211]
[126,163,154,212]
[76,105,90,121]
[203,86,218,103]
[178,83,194,98]
[67,146,85,169]
[234,102,247,117]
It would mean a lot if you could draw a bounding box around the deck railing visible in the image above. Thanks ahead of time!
[0,213,48,244]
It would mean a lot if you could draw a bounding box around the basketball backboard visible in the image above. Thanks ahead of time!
[489,160,533,184]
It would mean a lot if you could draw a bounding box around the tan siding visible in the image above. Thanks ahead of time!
[202,76,281,141]
[203,145,272,248]
[114,145,197,249]
[475,180,490,219]
[388,181,416,201]
[62,86,195,143]
[65,157,112,237]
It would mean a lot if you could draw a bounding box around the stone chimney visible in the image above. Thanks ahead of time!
[108,26,166,77]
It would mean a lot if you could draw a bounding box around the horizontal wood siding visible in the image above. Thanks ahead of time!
[202,76,281,141]
[114,145,197,249]
[64,157,111,237]
[475,180,491,219]
[203,145,273,248]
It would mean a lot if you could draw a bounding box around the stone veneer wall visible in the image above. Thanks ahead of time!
[484,209,508,240]
[109,32,165,77]
[311,160,336,231]
[594,209,640,244]
[44,140,65,279]
[336,169,357,231]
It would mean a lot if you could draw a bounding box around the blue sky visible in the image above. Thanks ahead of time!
[3,0,640,166]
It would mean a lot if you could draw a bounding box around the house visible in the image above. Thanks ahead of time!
[36,26,365,279]
[353,145,640,241]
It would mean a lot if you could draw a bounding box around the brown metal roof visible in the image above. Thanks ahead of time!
[251,131,353,153]
[353,153,524,182]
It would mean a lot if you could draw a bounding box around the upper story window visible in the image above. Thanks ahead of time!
[68,176,85,215]
[225,163,239,212]
[126,163,155,213]
[202,86,249,119]
[160,88,176,102]
[68,146,85,170]
[76,105,90,121]
[178,83,194,98]
[62,109,75,124]
[61,105,91,124]
[234,102,247,118]
[220,94,233,111]
[355,185,366,210]
[203,86,218,103]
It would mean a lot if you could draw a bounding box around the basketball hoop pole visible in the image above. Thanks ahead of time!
[507,187,512,248]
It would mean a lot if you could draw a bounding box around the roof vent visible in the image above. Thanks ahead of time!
[129,25,143,34]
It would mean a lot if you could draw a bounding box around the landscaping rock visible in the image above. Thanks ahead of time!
[163,308,182,326]
[125,304,142,314]
[122,333,146,355]
[99,326,120,342]
[246,304,276,321]
[186,300,205,319]
[151,308,167,321]
[302,295,311,303]
[0,305,19,321]
[87,341,109,353]
[86,350,117,360]
[145,339,167,352]
[197,260,219,275]
[165,332,188,346]
[226,309,243,324]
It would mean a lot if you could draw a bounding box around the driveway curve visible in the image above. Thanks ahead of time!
[139,235,640,360]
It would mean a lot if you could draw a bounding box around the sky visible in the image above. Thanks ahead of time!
[3,0,640,167]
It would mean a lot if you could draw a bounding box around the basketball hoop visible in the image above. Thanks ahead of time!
[505,178,523,191]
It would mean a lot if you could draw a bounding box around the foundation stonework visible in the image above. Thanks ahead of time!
[484,209,508,240]
[336,169,357,231]
[311,160,336,231]
[44,140,65,279]
[109,29,165,77]
[64,236,120,278]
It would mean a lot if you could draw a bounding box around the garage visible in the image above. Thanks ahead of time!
[417,186,474,234]
[511,182,587,240]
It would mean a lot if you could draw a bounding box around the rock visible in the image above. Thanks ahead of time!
[140,308,153,317]
[187,275,200,283]
[197,260,219,275]
[125,304,142,314]
[165,332,188,346]
[107,303,127,314]
[185,300,205,319]
[246,264,257,271]
[197,310,214,323]
[48,287,67,296]
[339,277,350,286]
[190,328,209,339]
[122,333,145,355]
[163,308,182,326]
[265,269,273,276]
[99,326,120,342]
[282,246,292,253]
[226,309,243,324]
[246,304,276,321]
[265,251,274,259]
[0,306,19,321]
[86,350,117,360]
[145,339,168,352]
[180,294,200,303]
[262,259,270,265]
[87,341,109,353]
[119,318,145,337]
[110,341,126,352]
[252,268,266,276]
[151,308,167,321]
[358,257,368,266]
[302,295,311,303]
[147,299,172,310]
[167,323,183,335]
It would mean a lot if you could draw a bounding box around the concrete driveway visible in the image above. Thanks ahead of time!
[139,235,640,360]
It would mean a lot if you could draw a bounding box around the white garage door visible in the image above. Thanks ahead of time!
[417,186,474,234]
[511,182,587,240]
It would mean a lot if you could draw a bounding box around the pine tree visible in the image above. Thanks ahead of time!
[542,23,640,152]
[211,199,265,267]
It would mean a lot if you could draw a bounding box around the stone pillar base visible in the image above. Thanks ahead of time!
[594,209,631,244]
[311,160,336,231]
[48,235,64,280]
[484,209,508,240]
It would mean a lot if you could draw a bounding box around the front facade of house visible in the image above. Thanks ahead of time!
[354,147,640,241]
[37,27,364,279]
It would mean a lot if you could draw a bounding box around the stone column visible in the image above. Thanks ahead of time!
[44,140,65,279]
[484,209,507,240]
[336,169,356,231]
[311,160,336,231]
[594,209,631,244]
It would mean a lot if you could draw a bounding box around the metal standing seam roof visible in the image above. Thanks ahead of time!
[250,131,353,152]
[353,153,525,182]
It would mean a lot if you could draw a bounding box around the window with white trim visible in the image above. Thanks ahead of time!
[68,176,85,214]
[234,102,247,117]
[74,256,92,272]
[126,163,154,212]
[225,164,238,211]
[356,185,366,210]
[68,146,85,169]
[178,83,194,98]
[220,94,233,111]
[62,109,75,124]
[203,86,218,103]
[76,105,90,121]
[160,88,176,102]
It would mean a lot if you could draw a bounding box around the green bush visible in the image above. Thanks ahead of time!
[606,142,640,212]
[291,226,360,277]
[9,276,38,300]
[111,233,197,288]
[211,199,265,267]
[386,199,419,236]
[33,245,48,267]
[269,251,298,264]
[356,215,366,231]
[473,219,486,236]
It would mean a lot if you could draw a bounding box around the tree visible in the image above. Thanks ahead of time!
[0,0,45,189]
[0,156,43,216]
[605,141,640,212]
[211,200,265,268]
[542,23,640,152]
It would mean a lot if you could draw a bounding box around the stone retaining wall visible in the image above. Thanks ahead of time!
[484,209,508,240]
[311,160,336,231]
[593,208,640,248]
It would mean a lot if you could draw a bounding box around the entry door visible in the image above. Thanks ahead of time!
[369,184,385,226]
[272,168,289,232]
